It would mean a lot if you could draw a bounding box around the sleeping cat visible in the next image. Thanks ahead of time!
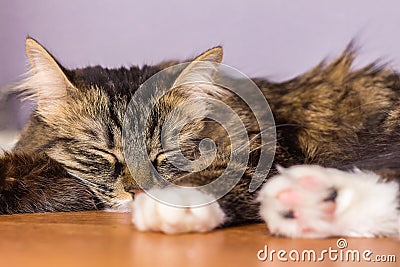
[0,38,399,238]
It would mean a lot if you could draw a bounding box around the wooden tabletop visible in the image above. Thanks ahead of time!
[0,211,398,267]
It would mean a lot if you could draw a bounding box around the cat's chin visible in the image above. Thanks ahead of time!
[105,198,133,213]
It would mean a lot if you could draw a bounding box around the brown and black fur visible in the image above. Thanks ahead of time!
[0,152,102,213]
[1,38,399,227]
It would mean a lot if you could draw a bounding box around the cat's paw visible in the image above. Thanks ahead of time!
[131,187,225,234]
[258,165,399,238]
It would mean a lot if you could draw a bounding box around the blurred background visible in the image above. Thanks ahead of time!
[1,0,400,150]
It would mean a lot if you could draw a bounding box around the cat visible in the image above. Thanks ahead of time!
[0,37,399,238]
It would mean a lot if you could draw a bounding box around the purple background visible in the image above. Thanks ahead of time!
[1,0,400,128]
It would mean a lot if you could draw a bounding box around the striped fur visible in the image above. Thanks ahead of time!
[0,38,399,229]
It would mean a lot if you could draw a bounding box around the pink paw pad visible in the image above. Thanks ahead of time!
[322,202,336,221]
[276,189,300,205]
[299,175,321,188]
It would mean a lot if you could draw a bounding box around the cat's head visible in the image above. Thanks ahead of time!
[15,38,226,209]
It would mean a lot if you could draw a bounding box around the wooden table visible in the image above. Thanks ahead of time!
[0,211,398,267]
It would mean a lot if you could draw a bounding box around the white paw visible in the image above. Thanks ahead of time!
[258,165,399,238]
[131,187,225,234]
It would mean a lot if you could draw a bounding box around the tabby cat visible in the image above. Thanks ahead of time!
[1,38,399,238]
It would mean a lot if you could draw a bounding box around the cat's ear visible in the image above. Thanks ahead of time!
[192,46,223,63]
[18,38,75,113]
[173,46,223,88]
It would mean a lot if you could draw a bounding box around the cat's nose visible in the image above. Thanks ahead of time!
[121,167,140,193]
[125,185,143,198]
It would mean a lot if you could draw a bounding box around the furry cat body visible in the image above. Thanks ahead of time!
[1,38,399,237]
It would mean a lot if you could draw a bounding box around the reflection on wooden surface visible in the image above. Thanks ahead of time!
[0,211,398,267]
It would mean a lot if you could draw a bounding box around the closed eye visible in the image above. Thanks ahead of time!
[152,151,166,166]
[112,161,123,179]
[152,149,179,166]
[87,146,124,179]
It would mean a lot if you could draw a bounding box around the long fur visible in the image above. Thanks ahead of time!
[1,39,399,238]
